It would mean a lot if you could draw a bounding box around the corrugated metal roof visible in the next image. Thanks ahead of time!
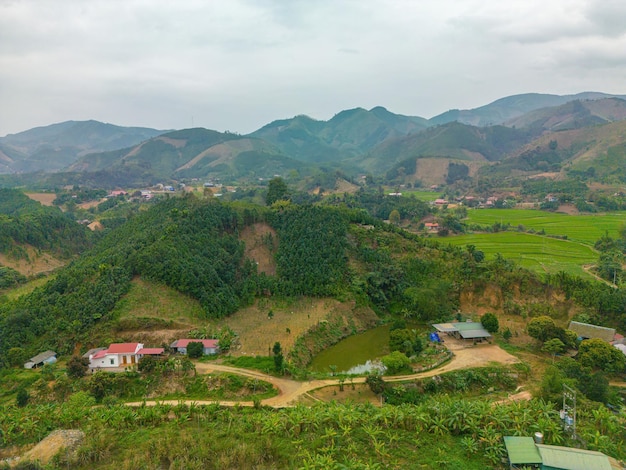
[568,321,615,342]
[504,436,543,465]
[459,329,491,339]
[28,350,57,364]
[536,444,613,470]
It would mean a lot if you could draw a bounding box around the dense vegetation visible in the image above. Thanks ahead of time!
[0,189,91,258]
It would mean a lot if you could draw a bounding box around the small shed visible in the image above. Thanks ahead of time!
[432,321,491,342]
[24,351,57,369]
[171,339,220,355]
[568,321,616,343]
[503,436,542,469]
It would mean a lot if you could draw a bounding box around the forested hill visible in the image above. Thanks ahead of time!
[2,194,626,366]
[0,189,91,259]
[0,194,461,362]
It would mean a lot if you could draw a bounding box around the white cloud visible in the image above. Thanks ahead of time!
[1,0,625,135]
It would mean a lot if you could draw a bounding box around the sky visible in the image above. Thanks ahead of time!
[2,0,626,136]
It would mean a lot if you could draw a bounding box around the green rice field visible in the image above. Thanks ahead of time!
[402,190,441,201]
[444,232,598,278]
[464,209,626,246]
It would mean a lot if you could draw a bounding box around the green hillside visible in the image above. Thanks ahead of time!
[0,120,165,172]
[505,98,626,131]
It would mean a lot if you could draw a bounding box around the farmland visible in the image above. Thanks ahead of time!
[444,231,598,278]
[464,208,626,245]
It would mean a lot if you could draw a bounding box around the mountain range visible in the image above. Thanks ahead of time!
[2,91,626,187]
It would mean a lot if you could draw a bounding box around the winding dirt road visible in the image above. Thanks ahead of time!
[126,340,520,408]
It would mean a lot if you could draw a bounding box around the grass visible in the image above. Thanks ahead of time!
[112,277,206,326]
[3,275,52,301]
[444,232,598,278]
[401,189,442,201]
[465,208,626,245]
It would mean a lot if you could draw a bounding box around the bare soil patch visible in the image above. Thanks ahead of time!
[556,203,579,215]
[25,192,56,206]
[0,247,66,276]
[3,430,84,468]
[239,222,277,275]
[222,298,351,356]
[309,383,379,405]
[78,198,106,210]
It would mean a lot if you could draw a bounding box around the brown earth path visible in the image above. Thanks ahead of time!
[126,341,520,409]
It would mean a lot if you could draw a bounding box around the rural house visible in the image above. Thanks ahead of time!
[432,321,491,342]
[568,321,616,343]
[170,339,220,355]
[24,350,57,369]
[87,343,164,370]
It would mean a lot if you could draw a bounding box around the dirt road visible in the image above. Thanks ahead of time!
[126,340,520,408]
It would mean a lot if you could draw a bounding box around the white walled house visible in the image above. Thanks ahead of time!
[88,343,164,369]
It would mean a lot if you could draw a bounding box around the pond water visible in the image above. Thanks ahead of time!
[309,325,390,373]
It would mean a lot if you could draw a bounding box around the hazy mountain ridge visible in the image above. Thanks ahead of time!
[429,92,626,127]
[4,91,626,185]
[0,120,166,173]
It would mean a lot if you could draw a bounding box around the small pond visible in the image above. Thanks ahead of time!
[309,325,390,373]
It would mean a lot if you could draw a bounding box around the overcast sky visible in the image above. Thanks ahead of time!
[2,0,626,136]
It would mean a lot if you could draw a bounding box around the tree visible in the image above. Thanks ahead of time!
[138,355,158,373]
[381,351,410,374]
[187,341,204,359]
[365,372,386,395]
[66,356,89,379]
[266,177,289,205]
[389,209,400,226]
[527,316,558,343]
[272,342,284,372]
[16,387,29,407]
[578,338,626,373]
[6,347,27,368]
[542,338,565,362]
[481,313,499,333]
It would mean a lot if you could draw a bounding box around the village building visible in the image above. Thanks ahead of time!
[424,222,440,233]
[24,351,57,369]
[170,339,220,356]
[87,343,164,370]
[432,321,491,342]
[503,436,621,470]
[568,321,616,343]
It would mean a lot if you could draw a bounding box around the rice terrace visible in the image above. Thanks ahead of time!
[444,208,626,279]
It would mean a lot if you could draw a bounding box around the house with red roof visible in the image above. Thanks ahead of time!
[170,339,220,356]
[87,342,164,369]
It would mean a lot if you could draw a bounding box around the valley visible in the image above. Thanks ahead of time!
[0,92,626,469]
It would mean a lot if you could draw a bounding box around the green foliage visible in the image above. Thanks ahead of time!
[66,356,89,379]
[389,328,423,356]
[0,266,27,289]
[270,205,349,296]
[272,342,284,372]
[0,189,91,257]
[15,387,29,407]
[480,313,499,333]
[381,351,410,374]
[365,372,386,394]
[542,338,566,359]
[186,341,204,359]
[265,177,289,206]
[578,338,626,373]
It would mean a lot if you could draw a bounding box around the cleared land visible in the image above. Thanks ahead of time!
[444,232,598,278]
[111,278,366,357]
[24,192,56,206]
[465,208,626,245]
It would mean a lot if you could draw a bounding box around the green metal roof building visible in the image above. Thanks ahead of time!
[504,436,621,470]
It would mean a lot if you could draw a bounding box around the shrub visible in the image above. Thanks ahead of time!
[481,313,499,333]
[187,342,204,359]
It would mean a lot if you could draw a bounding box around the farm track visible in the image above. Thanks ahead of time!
[126,342,520,408]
